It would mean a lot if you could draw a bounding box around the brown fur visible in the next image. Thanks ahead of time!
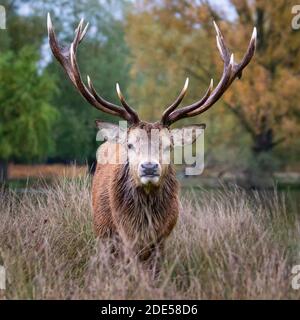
[92,122,180,262]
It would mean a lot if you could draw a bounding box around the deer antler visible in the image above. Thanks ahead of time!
[47,13,140,124]
[161,21,257,126]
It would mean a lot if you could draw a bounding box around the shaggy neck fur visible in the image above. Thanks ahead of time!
[112,162,179,238]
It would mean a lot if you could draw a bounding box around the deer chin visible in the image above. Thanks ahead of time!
[140,175,160,186]
[129,167,161,189]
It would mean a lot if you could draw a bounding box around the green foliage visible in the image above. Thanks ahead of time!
[45,0,131,162]
[0,0,132,165]
[0,46,58,161]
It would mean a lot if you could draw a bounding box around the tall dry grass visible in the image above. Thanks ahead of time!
[0,176,299,299]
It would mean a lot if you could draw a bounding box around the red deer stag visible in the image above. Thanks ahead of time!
[47,14,256,266]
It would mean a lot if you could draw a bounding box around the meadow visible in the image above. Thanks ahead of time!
[0,175,299,299]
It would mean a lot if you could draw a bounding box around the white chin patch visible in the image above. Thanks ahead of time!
[140,176,160,185]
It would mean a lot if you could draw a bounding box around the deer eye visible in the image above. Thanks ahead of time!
[127,143,134,150]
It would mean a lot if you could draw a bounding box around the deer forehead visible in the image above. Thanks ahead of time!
[127,127,171,146]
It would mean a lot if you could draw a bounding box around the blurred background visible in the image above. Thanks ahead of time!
[0,0,299,190]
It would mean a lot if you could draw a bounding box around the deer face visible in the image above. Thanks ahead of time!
[96,121,205,187]
[126,124,171,187]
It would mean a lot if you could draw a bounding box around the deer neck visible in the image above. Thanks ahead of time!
[113,162,179,215]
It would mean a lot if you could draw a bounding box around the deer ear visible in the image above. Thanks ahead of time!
[95,120,126,143]
[171,124,205,146]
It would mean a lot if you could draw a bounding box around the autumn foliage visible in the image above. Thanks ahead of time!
[126,0,300,171]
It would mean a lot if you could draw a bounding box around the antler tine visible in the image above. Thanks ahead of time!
[80,22,89,41]
[47,13,75,84]
[74,18,89,43]
[84,75,124,115]
[186,26,256,117]
[116,83,140,124]
[237,27,257,73]
[69,21,129,118]
[74,18,84,47]
[161,78,189,125]
[47,13,139,123]
[213,20,231,63]
[163,21,256,125]
[165,78,214,125]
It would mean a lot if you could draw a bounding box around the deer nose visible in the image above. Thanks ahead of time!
[140,161,159,176]
[141,162,159,170]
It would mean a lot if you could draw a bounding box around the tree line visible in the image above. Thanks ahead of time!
[0,0,299,183]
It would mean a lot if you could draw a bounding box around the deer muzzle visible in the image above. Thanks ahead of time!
[138,160,161,185]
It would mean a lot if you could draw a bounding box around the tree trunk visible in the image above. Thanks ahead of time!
[246,131,277,189]
[252,130,274,154]
[0,160,8,185]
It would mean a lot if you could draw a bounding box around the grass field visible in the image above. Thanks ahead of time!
[0,176,300,299]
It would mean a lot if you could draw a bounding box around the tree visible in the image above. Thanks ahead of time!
[215,0,300,155]
[0,46,57,183]
[0,0,132,173]
[126,0,300,175]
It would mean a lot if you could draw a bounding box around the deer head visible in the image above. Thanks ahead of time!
[47,14,256,187]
